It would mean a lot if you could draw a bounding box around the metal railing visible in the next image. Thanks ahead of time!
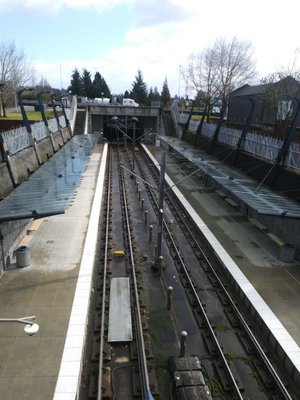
[189,119,300,171]
[0,96,76,156]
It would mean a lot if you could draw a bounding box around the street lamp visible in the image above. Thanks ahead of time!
[0,316,39,336]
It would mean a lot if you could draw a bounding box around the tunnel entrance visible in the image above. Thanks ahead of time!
[103,115,144,142]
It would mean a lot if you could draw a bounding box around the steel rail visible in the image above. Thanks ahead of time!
[97,147,112,400]
[163,180,294,400]
[133,147,244,399]
[117,146,153,400]
[142,146,293,400]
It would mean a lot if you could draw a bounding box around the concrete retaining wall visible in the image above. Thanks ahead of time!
[0,98,77,275]
[10,147,40,184]
[36,137,55,163]
[53,131,65,150]
[0,163,14,199]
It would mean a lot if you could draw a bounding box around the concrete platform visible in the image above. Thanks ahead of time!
[156,137,300,347]
[1,137,300,399]
[0,143,104,400]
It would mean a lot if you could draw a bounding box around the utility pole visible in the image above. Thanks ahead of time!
[155,151,166,264]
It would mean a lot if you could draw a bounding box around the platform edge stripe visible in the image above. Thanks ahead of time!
[142,143,300,381]
[53,143,108,400]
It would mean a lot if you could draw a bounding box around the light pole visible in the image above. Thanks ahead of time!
[155,151,166,264]
[120,151,207,267]
[60,64,63,91]
[0,316,39,335]
[131,116,138,176]
[178,65,181,99]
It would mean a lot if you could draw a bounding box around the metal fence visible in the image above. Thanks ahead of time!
[243,132,281,162]
[189,119,300,171]
[48,118,59,133]
[218,126,241,147]
[0,96,76,157]
[31,121,49,142]
[1,126,31,155]
[201,122,216,138]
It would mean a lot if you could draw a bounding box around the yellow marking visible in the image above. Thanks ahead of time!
[27,219,43,233]
[248,218,267,231]
[225,197,238,207]
[17,235,32,248]
[113,250,125,256]
[267,233,284,247]
[216,189,226,198]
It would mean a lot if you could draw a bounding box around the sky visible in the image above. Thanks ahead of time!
[0,0,299,97]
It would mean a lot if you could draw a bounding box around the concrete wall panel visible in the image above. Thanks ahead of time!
[10,147,39,184]
[0,163,14,199]
[36,137,54,163]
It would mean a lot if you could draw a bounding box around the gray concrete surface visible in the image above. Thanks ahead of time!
[156,138,300,346]
[0,144,103,400]
[1,137,300,400]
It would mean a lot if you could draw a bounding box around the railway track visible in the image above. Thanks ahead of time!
[80,142,298,399]
[136,144,296,399]
[82,145,155,400]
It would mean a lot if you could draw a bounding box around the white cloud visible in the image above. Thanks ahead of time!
[134,0,188,26]
[0,0,133,12]
[31,0,300,97]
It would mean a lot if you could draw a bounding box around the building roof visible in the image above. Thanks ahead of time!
[230,83,266,97]
[230,76,300,98]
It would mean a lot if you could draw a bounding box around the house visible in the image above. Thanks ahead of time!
[227,76,300,134]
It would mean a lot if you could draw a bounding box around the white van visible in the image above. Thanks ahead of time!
[122,98,139,107]
[94,98,110,105]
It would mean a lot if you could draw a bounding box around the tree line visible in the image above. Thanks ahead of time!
[68,68,172,107]
[0,38,299,123]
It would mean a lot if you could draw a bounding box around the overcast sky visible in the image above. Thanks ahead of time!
[0,0,299,96]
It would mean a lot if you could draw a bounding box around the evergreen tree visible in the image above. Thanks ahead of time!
[147,86,154,105]
[161,77,171,107]
[68,68,82,96]
[92,72,111,98]
[147,86,161,105]
[130,69,148,105]
[93,72,102,98]
[102,78,111,98]
[81,68,94,98]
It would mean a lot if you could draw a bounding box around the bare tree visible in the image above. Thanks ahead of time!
[184,49,217,123]
[184,36,256,122]
[0,41,34,116]
[260,72,300,138]
[214,36,256,99]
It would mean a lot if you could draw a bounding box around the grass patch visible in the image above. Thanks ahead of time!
[0,111,57,121]
[213,322,229,331]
